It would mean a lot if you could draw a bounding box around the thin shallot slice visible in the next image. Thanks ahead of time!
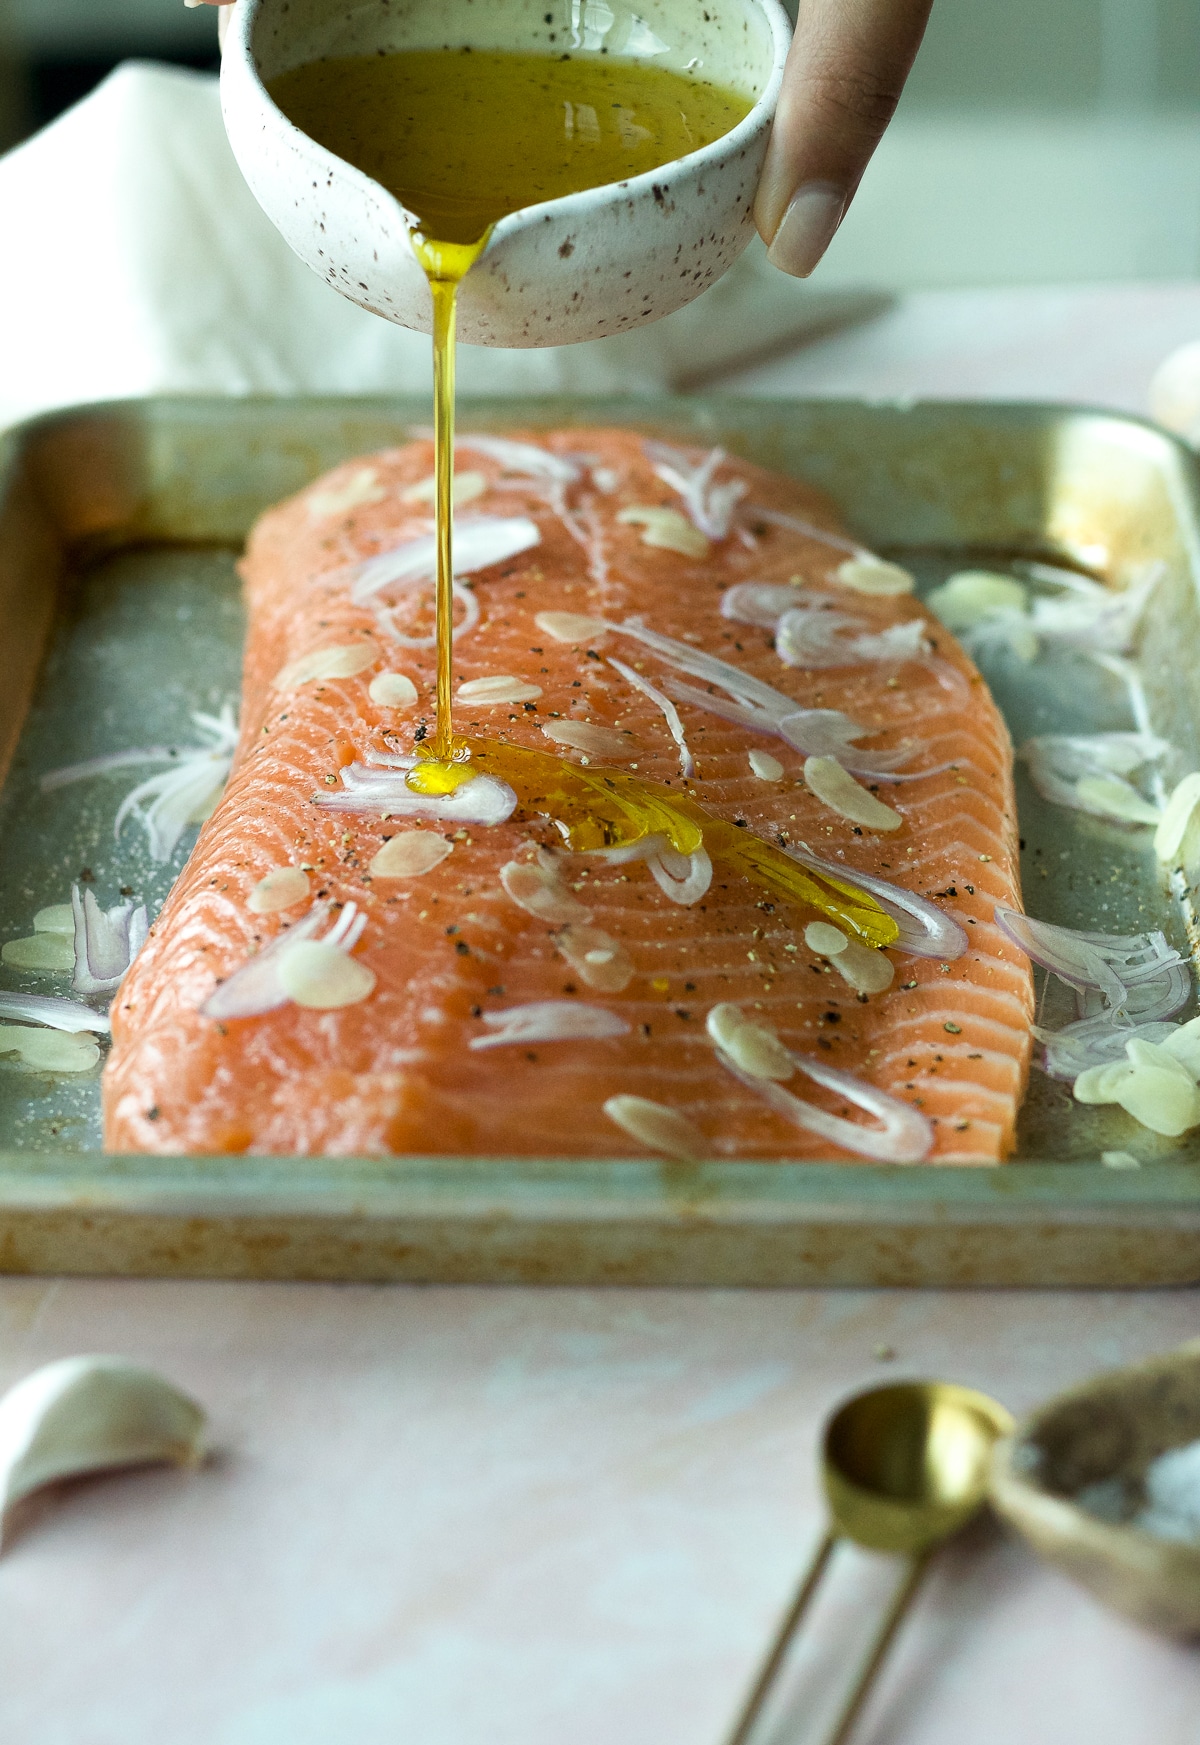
[43,705,239,864]
[775,610,929,670]
[316,763,518,827]
[788,845,968,959]
[721,582,801,628]
[201,901,368,1022]
[453,435,582,483]
[0,993,110,1035]
[726,1057,933,1162]
[1019,732,1168,826]
[607,656,694,778]
[350,516,540,603]
[71,886,148,997]
[708,1006,932,1162]
[643,441,747,540]
[469,1002,629,1050]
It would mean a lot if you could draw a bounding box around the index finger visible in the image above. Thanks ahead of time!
[755,0,934,277]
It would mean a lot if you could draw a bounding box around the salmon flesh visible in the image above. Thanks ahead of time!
[104,432,1033,1161]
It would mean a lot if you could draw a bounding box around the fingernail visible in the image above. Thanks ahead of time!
[766,183,846,279]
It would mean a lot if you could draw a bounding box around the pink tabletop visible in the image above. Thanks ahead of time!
[5,283,1200,1743]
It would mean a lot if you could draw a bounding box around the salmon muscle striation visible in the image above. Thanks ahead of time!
[104,432,1033,1162]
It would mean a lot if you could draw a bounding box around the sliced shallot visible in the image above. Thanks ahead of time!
[1020,732,1168,826]
[454,435,581,483]
[710,1007,932,1161]
[71,885,148,997]
[644,441,747,540]
[603,1093,706,1162]
[470,1002,629,1051]
[202,901,368,1021]
[349,516,540,603]
[500,860,590,924]
[788,844,969,959]
[42,705,239,864]
[607,656,694,778]
[721,582,802,628]
[775,610,929,670]
[0,993,110,1035]
[316,762,518,827]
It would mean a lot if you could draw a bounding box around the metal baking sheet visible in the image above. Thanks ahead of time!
[0,394,1198,1285]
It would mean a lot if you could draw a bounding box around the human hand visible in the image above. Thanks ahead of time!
[755,0,934,278]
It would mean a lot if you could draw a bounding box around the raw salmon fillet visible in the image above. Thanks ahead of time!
[104,431,1034,1161]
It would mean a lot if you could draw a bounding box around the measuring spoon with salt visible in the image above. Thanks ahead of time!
[221,0,791,351]
[726,1380,1013,1745]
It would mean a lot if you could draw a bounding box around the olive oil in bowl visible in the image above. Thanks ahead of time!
[269,46,751,773]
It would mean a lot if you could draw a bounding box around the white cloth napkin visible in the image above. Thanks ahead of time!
[0,61,883,432]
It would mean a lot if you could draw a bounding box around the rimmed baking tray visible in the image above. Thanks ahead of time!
[1,394,1199,1286]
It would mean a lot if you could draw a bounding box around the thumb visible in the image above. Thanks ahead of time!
[755,0,933,278]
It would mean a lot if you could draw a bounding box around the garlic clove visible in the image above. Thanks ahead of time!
[33,904,75,937]
[834,557,915,596]
[0,1356,206,1537]
[1155,772,1200,872]
[248,866,310,915]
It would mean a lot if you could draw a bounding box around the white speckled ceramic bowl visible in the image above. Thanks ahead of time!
[991,1342,1200,1638]
[221,0,791,349]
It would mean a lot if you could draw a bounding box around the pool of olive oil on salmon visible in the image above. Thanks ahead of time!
[267,51,895,943]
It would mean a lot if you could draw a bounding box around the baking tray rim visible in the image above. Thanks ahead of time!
[2,391,1200,1284]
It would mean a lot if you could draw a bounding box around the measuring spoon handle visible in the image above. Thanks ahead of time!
[723,1529,836,1745]
[824,1550,931,1745]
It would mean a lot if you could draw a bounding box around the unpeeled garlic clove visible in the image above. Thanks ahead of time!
[0,1355,206,1535]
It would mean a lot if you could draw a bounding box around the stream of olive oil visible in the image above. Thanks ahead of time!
[266,55,887,939]
[269,47,750,772]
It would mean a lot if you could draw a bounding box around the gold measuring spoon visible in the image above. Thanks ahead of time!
[726,1380,1013,1745]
